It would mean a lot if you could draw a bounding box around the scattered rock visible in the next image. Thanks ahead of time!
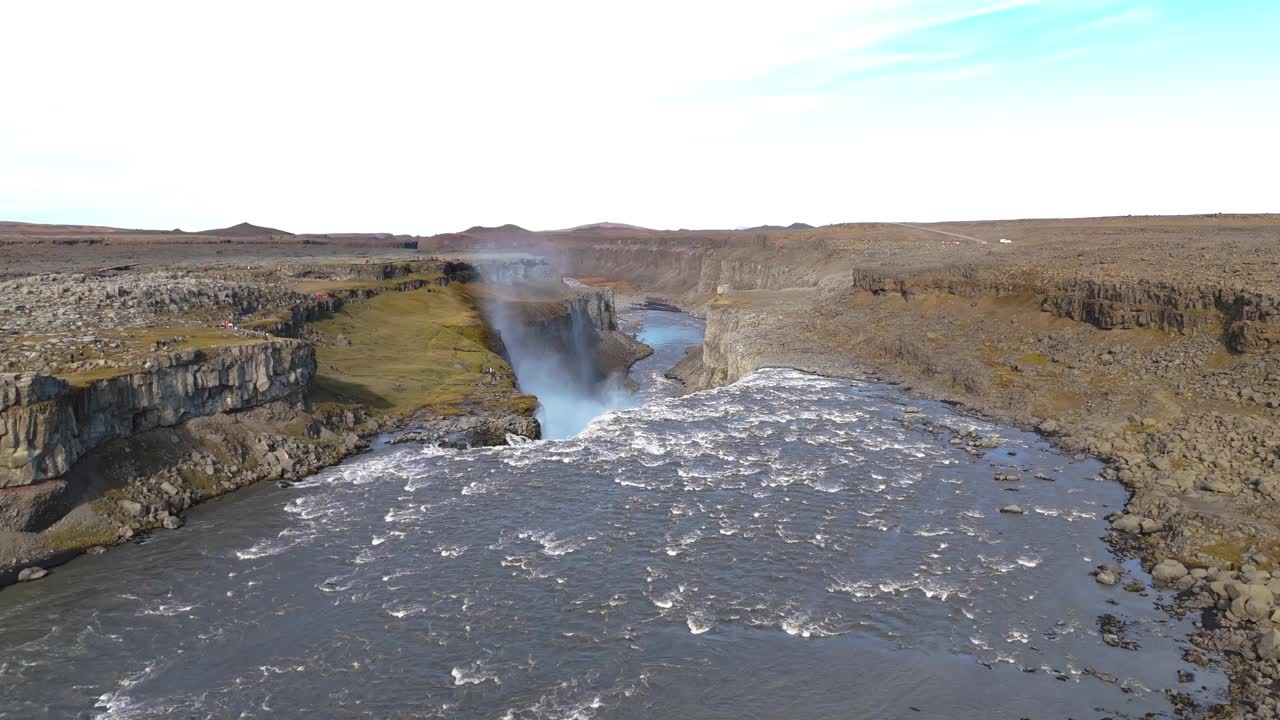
[17,566,48,581]
[1111,514,1143,534]
[1258,629,1280,661]
[1152,559,1189,584]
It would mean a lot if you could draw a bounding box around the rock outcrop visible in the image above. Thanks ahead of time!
[0,340,314,491]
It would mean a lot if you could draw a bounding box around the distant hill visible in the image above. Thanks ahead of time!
[563,222,657,232]
[195,222,293,237]
[463,224,531,235]
[743,222,815,232]
[0,221,131,234]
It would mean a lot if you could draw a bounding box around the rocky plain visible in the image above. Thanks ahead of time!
[3,214,1280,717]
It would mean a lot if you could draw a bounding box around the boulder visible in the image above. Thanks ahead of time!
[1259,629,1280,661]
[17,566,48,582]
[1151,559,1189,583]
[1112,514,1143,534]
[118,499,144,517]
[999,505,1024,514]
[1227,583,1274,621]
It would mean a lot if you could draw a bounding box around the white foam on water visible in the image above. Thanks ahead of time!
[519,529,588,556]
[779,612,845,638]
[979,554,1021,574]
[234,534,299,560]
[386,604,429,619]
[139,603,197,617]
[686,614,713,634]
[451,660,501,686]
[93,661,160,719]
[437,545,467,558]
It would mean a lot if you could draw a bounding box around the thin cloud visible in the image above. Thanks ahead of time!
[1034,46,1097,64]
[1074,4,1157,33]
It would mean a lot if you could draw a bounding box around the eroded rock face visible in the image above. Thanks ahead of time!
[0,340,314,488]
[1041,278,1280,345]
[1228,320,1280,354]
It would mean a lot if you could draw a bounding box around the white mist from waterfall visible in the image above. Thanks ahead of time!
[480,283,634,439]
[521,364,632,439]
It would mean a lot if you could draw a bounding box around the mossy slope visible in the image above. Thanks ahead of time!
[309,284,535,418]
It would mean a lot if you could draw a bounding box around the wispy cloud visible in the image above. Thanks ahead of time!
[1073,4,1157,33]
[1033,46,1097,64]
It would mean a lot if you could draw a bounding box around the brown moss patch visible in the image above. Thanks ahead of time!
[44,524,118,552]
[180,467,220,496]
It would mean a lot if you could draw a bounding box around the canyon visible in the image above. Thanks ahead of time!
[2,214,1280,717]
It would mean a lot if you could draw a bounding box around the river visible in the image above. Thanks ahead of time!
[0,310,1224,718]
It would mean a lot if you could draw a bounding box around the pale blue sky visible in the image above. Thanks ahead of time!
[1,1,1276,233]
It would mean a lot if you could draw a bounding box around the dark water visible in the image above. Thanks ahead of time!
[0,311,1224,718]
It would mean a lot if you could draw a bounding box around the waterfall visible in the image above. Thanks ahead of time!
[479,283,632,439]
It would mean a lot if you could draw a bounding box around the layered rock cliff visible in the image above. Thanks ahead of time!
[558,235,1280,355]
[491,285,651,380]
[0,340,314,492]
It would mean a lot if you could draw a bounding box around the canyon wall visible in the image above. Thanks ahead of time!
[498,286,649,380]
[560,237,1280,357]
[0,340,314,490]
